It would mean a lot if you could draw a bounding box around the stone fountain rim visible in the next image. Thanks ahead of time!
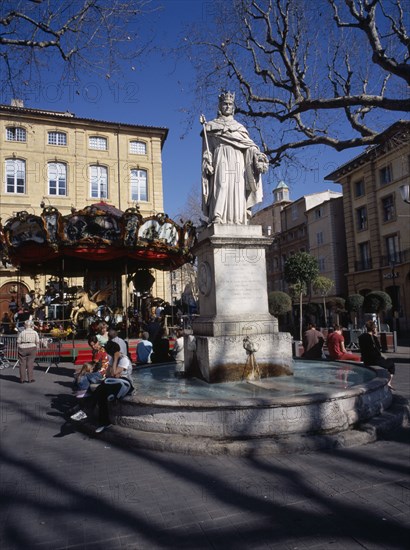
[128,363,390,409]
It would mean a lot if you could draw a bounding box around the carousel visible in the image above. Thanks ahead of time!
[0,202,196,336]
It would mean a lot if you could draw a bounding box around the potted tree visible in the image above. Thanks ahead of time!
[284,253,319,341]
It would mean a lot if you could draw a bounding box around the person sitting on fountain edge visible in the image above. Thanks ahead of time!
[71,341,134,432]
[136,332,153,365]
[327,325,361,362]
[151,327,173,364]
[302,323,325,360]
[358,320,395,389]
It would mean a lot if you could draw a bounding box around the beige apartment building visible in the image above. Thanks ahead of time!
[0,102,169,320]
[306,196,348,301]
[251,184,347,327]
[325,121,410,332]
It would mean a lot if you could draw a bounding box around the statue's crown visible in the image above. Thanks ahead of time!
[219,91,235,103]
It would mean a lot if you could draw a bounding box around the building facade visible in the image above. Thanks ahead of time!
[0,103,169,321]
[325,121,410,331]
[252,186,346,296]
[306,196,348,300]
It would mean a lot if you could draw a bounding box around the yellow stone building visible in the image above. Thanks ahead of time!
[325,121,410,332]
[0,103,169,321]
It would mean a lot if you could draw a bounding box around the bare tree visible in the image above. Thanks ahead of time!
[0,0,157,98]
[174,184,204,227]
[185,0,409,165]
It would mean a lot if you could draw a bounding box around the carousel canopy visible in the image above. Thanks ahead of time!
[0,202,196,275]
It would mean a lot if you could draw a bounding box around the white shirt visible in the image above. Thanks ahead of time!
[111,336,128,357]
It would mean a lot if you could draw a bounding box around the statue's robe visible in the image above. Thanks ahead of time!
[202,116,263,225]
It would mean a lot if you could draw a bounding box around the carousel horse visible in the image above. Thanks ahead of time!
[70,286,113,324]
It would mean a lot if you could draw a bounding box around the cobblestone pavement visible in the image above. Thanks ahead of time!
[0,348,409,550]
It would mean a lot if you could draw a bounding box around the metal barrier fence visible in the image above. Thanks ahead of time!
[0,335,18,368]
[0,334,61,373]
[37,336,61,373]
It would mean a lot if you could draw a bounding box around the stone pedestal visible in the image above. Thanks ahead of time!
[185,224,293,383]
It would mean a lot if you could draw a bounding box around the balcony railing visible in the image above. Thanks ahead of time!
[380,248,410,267]
[355,258,373,271]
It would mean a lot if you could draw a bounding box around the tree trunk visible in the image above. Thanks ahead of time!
[299,291,303,341]
[322,296,327,327]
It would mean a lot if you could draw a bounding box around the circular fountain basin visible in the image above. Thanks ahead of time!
[107,360,393,454]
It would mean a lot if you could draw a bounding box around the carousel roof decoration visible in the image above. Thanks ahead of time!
[0,202,196,274]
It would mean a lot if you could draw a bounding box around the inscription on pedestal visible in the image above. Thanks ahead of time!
[216,252,267,315]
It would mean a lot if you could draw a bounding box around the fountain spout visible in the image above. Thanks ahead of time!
[242,336,261,381]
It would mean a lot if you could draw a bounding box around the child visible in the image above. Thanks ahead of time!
[73,361,103,395]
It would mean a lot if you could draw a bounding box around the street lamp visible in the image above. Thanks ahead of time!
[399,183,410,204]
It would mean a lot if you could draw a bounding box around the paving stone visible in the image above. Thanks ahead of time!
[1,350,409,549]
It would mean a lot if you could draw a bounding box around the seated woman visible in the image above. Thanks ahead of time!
[71,341,133,432]
[359,320,395,389]
[104,340,132,379]
[327,325,361,361]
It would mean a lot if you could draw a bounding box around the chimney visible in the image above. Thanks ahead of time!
[11,99,24,108]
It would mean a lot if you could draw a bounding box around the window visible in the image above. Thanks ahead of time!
[354,179,365,197]
[379,165,392,185]
[48,131,67,146]
[5,159,26,193]
[386,235,400,264]
[90,165,108,199]
[89,136,107,150]
[358,242,372,270]
[316,231,324,245]
[356,206,367,230]
[130,169,147,201]
[315,207,323,219]
[6,127,26,142]
[48,162,67,196]
[318,257,325,272]
[382,195,395,222]
[130,140,147,154]
[291,204,298,220]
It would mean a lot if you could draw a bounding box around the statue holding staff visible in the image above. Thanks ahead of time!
[200,91,268,225]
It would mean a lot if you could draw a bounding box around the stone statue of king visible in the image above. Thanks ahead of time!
[201,91,269,225]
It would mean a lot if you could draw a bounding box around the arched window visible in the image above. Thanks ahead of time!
[90,165,108,199]
[48,162,67,196]
[48,131,67,146]
[6,127,26,142]
[130,169,147,201]
[129,141,147,155]
[5,159,26,193]
[89,136,107,150]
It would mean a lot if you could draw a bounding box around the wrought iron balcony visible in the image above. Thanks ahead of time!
[355,258,373,271]
[380,248,410,267]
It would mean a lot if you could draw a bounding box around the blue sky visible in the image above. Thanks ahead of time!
[2,0,362,218]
